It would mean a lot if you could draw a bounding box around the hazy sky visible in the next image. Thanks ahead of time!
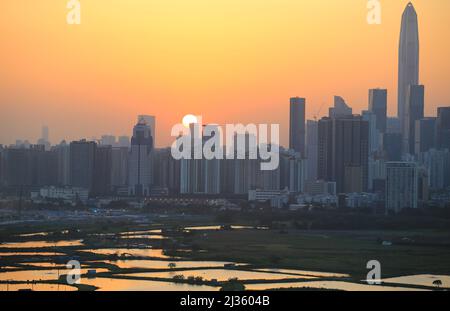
[1,0,449,147]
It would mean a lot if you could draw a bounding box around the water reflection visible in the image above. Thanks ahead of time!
[103,260,236,269]
[256,268,349,278]
[0,252,66,257]
[246,281,429,291]
[120,269,316,282]
[80,277,219,291]
[81,248,173,259]
[0,268,109,282]
[0,240,83,248]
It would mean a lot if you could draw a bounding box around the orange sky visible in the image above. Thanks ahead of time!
[0,0,449,147]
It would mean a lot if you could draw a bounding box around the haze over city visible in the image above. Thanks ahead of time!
[1,0,450,147]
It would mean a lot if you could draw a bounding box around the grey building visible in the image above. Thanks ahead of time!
[128,118,154,197]
[398,2,419,130]
[318,115,369,193]
[93,145,112,196]
[329,96,352,118]
[403,84,424,154]
[436,107,450,150]
[369,88,387,133]
[386,162,418,213]
[111,147,129,190]
[306,120,318,181]
[415,117,436,154]
[70,140,96,191]
[289,97,306,156]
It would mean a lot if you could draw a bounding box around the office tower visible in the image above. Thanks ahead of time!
[128,119,154,197]
[70,140,96,191]
[382,133,402,161]
[386,162,418,213]
[280,149,307,193]
[54,141,70,186]
[306,120,318,181]
[318,116,369,193]
[386,117,402,134]
[118,136,130,148]
[111,147,129,190]
[415,118,436,154]
[369,89,387,133]
[398,2,419,129]
[180,125,221,194]
[362,110,381,153]
[418,149,450,191]
[93,145,112,196]
[436,107,450,150]
[100,135,116,146]
[329,96,352,118]
[138,115,156,146]
[289,97,306,156]
[403,85,424,154]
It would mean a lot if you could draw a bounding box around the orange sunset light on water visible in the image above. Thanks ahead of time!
[0,0,449,147]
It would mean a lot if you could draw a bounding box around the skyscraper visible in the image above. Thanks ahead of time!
[369,89,387,133]
[289,97,306,156]
[415,117,436,154]
[54,141,70,186]
[329,96,352,119]
[403,84,424,154]
[318,116,369,193]
[398,2,419,130]
[138,115,156,147]
[180,124,221,195]
[93,145,112,196]
[111,147,129,190]
[128,118,154,197]
[70,140,97,191]
[306,120,318,181]
[436,107,450,150]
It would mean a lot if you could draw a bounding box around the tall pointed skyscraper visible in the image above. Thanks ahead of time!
[398,2,419,133]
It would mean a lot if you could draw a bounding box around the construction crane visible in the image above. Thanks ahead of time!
[313,102,325,121]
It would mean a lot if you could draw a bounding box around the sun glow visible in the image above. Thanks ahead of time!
[182,114,198,128]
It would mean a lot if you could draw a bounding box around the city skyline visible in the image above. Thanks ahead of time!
[1,1,450,148]
[1,0,450,297]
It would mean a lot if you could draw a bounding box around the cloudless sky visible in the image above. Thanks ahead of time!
[0,0,449,147]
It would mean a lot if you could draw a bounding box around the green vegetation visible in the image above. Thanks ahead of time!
[220,278,246,291]
[176,229,450,279]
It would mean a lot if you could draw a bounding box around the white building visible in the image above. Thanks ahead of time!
[248,189,289,203]
[38,186,89,203]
